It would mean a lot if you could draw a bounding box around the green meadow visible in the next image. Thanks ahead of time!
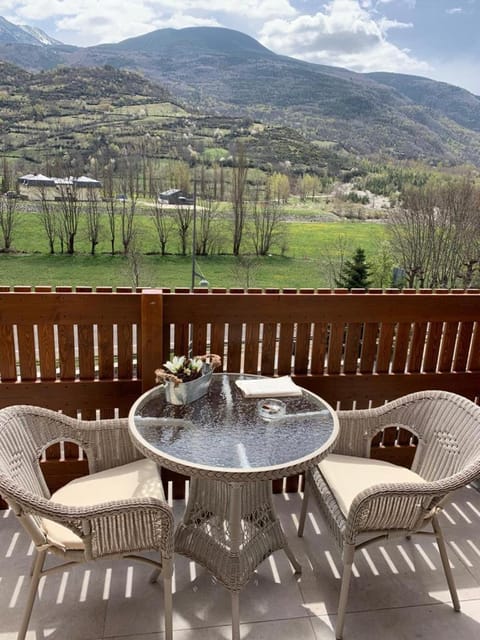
[0,208,388,290]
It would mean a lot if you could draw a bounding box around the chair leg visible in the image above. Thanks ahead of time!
[18,547,47,640]
[432,515,460,612]
[162,558,174,640]
[298,473,311,537]
[335,543,355,640]
[149,567,161,583]
[231,590,240,640]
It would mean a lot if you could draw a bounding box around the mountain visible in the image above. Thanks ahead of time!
[0,16,61,46]
[1,22,480,166]
[0,61,338,176]
[367,72,480,134]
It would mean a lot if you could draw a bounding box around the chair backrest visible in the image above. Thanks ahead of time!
[366,391,480,484]
[0,405,52,502]
[406,392,480,483]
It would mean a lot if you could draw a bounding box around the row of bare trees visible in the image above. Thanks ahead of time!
[2,177,286,258]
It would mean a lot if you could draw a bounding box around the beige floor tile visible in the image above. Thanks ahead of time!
[2,482,480,640]
[311,599,480,640]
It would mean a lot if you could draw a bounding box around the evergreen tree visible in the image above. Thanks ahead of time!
[336,248,372,289]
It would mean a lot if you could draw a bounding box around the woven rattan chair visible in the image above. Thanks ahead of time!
[0,405,174,640]
[298,390,480,640]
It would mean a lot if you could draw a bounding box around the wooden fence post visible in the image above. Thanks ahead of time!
[140,289,164,393]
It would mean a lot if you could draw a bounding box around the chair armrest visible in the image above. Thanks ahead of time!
[334,409,382,457]
[4,480,173,560]
[70,416,143,472]
[344,480,448,543]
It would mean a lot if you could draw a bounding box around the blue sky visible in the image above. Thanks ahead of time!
[1,0,479,95]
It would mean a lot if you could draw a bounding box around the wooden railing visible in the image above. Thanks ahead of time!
[0,286,479,504]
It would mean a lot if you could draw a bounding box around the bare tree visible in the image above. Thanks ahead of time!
[389,180,480,288]
[151,200,173,255]
[36,186,57,254]
[0,195,17,250]
[85,187,101,255]
[231,255,260,289]
[231,143,248,256]
[196,185,219,255]
[126,232,142,289]
[56,181,81,254]
[1,158,15,194]
[102,161,118,255]
[174,204,193,256]
[318,234,352,288]
[250,184,284,256]
[118,152,139,254]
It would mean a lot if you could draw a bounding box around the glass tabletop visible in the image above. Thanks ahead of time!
[129,373,338,476]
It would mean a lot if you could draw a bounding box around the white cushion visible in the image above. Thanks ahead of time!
[42,458,164,550]
[318,454,426,517]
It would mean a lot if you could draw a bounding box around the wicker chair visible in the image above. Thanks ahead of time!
[298,390,480,640]
[0,405,174,640]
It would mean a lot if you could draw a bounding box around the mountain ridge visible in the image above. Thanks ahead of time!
[0,18,480,166]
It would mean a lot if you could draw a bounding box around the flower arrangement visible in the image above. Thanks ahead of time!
[155,353,221,386]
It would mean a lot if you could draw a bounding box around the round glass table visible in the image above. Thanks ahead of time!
[128,373,338,640]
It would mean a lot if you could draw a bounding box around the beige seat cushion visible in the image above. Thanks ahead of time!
[318,454,426,517]
[42,458,164,550]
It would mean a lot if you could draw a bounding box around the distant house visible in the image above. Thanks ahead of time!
[18,173,56,188]
[73,176,102,188]
[17,174,102,200]
[158,188,193,205]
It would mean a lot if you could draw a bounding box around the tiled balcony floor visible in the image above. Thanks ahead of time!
[1,486,480,640]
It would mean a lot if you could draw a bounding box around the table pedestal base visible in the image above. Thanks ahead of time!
[175,477,301,639]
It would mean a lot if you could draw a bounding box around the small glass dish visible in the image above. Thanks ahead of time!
[257,398,286,420]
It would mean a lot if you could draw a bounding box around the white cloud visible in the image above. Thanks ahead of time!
[446,7,462,15]
[1,0,297,45]
[259,0,430,75]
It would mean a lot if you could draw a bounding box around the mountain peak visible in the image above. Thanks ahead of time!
[0,15,60,46]
[113,26,273,57]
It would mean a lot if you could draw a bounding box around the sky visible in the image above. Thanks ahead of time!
[2,0,479,95]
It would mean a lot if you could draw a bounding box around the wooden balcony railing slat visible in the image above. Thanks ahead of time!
[227,323,243,372]
[376,322,395,373]
[244,322,261,374]
[294,322,311,374]
[439,322,459,372]
[453,321,475,372]
[0,324,16,381]
[259,322,276,376]
[327,323,345,375]
[277,322,294,375]
[210,321,226,370]
[359,322,379,374]
[392,323,411,373]
[407,322,428,373]
[191,322,208,358]
[310,322,328,374]
[468,323,480,371]
[58,324,75,380]
[38,323,56,380]
[117,323,134,380]
[344,322,362,373]
[423,321,443,372]
[78,324,95,380]
[17,324,36,381]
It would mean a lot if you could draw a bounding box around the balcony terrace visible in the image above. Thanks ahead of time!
[0,286,479,639]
